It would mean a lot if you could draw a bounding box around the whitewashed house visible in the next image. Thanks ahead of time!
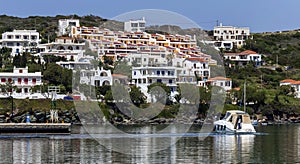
[39,37,85,62]
[132,66,177,102]
[0,30,40,55]
[58,19,80,36]
[124,17,146,33]
[213,23,251,50]
[0,66,42,98]
[80,67,113,87]
[224,50,262,67]
[201,76,232,91]
[174,57,210,84]
[280,79,300,98]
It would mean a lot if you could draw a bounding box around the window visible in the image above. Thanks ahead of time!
[18,78,21,84]
[143,79,146,83]
[24,78,28,84]
[220,82,223,86]
[149,79,152,84]
[162,71,165,76]
[157,71,160,75]
[32,78,36,84]
[157,79,162,83]
[134,71,136,75]
[225,81,231,86]
[1,78,5,82]
[19,69,23,73]
[169,79,172,84]
[8,78,12,83]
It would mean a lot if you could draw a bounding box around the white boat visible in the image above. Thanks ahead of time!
[214,110,256,133]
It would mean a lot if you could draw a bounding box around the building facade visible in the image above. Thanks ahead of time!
[58,19,80,36]
[280,79,300,98]
[0,30,40,55]
[213,24,251,50]
[80,67,113,87]
[224,50,262,67]
[124,17,146,33]
[0,66,42,97]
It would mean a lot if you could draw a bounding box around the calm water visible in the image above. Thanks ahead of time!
[1,124,300,163]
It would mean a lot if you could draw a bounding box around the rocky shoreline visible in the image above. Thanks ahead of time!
[1,110,300,126]
[0,110,81,124]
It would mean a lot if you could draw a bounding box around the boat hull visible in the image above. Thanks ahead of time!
[214,120,256,134]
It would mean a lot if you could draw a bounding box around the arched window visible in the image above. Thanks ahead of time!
[100,72,108,76]
[102,80,110,86]
[58,46,65,50]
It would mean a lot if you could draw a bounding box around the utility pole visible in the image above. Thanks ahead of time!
[244,81,246,112]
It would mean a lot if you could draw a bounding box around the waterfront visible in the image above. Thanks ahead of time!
[1,124,300,163]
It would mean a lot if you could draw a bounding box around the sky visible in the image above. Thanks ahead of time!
[0,0,300,32]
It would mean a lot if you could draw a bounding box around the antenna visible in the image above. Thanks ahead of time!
[216,20,219,26]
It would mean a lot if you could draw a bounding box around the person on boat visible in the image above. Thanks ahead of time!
[237,115,242,129]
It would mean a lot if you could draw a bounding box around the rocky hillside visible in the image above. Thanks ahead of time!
[0,14,108,43]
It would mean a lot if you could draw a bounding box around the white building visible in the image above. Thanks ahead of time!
[224,50,262,67]
[213,24,251,50]
[132,66,177,101]
[0,66,42,97]
[280,79,300,98]
[0,30,40,55]
[58,19,80,36]
[80,67,113,87]
[125,53,168,67]
[202,76,232,91]
[39,37,85,62]
[124,17,146,33]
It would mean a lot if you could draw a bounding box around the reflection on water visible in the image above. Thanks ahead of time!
[213,134,255,163]
[1,125,300,163]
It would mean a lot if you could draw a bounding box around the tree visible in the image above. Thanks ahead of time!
[104,90,114,103]
[129,86,146,107]
[103,55,114,65]
[148,82,171,104]
[43,63,72,92]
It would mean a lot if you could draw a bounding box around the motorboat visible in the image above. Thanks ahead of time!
[214,110,256,133]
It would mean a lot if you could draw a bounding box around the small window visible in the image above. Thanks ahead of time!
[1,78,6,82]
[19,69,23,73]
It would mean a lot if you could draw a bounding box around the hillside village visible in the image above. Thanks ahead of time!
[0,15,300,123]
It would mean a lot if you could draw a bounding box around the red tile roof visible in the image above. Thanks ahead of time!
[240,50,258,55]
[209,76,231,81]
[186,58,206,62]
[280,79,300,85]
